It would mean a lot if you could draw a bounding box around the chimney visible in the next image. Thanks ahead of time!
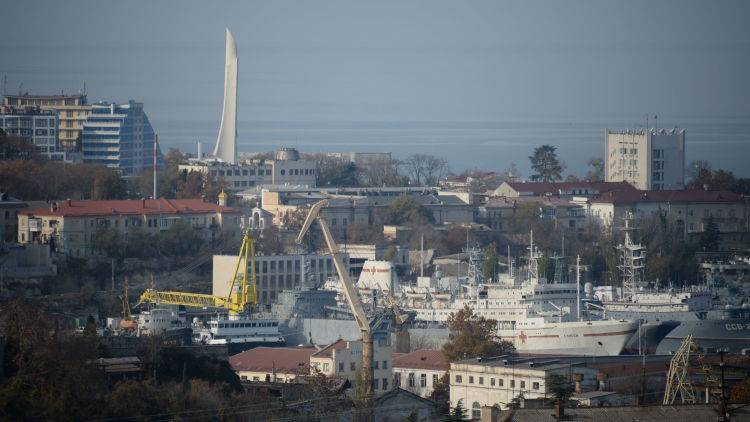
[574,373,584,394]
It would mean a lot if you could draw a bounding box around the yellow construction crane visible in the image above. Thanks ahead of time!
[295,200,374,399]
[119,279,138,332]
[138,231,257,315]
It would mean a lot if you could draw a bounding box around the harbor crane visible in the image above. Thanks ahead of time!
[137,231,257,315]
[295,200,374,399]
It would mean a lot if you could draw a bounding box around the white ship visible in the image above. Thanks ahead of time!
[399,233,637,356]
[192,314,285,354]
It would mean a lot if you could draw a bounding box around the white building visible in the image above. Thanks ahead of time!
[310,338,394,396]
[392,349,449,398]
[0,105,65,161]
[212,252,348,306]
[605,128,685,190]
[450,357,597,418]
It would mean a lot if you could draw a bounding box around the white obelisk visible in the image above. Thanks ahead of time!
[213,28,238,164]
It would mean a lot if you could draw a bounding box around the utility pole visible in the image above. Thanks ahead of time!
[111,258,115,291]
[576,255,581,321]
[153,134,158,199]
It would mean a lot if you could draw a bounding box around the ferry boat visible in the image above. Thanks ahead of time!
[192,314,285,355]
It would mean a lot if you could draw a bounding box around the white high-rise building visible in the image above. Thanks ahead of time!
[213,28,238,164]
[605,127,685,190]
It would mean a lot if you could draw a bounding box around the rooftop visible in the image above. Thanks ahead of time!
[311,339,351,358]
[453,356,585,371]
[500,181,636,196]
[229,346,316,374]
[393,349,449,371]
[20,198,240,218]
[590,189,744,205]
[501,403,747,422]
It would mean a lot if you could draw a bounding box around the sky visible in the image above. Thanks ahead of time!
[2,0,749,175]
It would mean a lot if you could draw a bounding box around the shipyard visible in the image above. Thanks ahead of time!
[2,1,750,421]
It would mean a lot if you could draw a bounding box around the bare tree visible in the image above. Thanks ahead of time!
[404,154,449,186]
[358,156,407,187]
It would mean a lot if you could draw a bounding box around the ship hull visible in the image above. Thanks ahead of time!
[621,320,680,355]
[655,318,750,354]
[500,321,638,356]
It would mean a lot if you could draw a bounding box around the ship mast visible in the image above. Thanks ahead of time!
[617,212,646,301]
[527,230,541,284]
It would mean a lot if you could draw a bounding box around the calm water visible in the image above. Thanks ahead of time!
[156,118,750,177]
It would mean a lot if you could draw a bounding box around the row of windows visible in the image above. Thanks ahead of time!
[279,168,315,176]
[394,372,438,388]
[454,374,540,390]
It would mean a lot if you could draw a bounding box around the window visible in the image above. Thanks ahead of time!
[339,362,344,372]
[350,362,356,371]
[382,378,388,390]
[491,378,496,386]
[520,381,525,389]
[469,376,474,384]
[479,377,484,385]
[323,363,329,372]
[433,374,439,385]
[455,375,462,384]
[510,380,515,388]
[382,360,388,369]
[420,374,427,387]
[394,372,401,387]
[472,402,481,419]
[408,373,415,387]
[533,382,540,390]
[280,169,286,175]
[374,361,379,369]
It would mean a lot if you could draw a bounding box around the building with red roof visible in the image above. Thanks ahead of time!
[309,338,394,396]
[17,197,241,257]
[229,346,316,383]
[493,181,636,198]
[393,349,449,398]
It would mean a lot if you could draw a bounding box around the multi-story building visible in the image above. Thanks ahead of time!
[212,252,349,306]
[392,349,449,398]
[310,338,393,396]
[229,346,316,382]
[0,193,26,245]
[82,101,162,176]
[17,198,241,257]
[586,189,748,246]
[605,128,685,190]
[3,93,91,151]
[260,187,474,228]
[450,357,597,417]
[477,196,588,232]
[0,105,65,161]
[492,181,635,199]
[179,147,317,192]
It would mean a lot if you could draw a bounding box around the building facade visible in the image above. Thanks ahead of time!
[605,128,685,190]
[0,105,65,161]
[82,101,162,176]
[0,193,26,244]
[17,198,241,257]
[450,357,597,418]
[230,346,316,383]
[179,148,317,192]
[392,349,449,398]
[212,252,349,306]
[586,189,748,246]
[3,93,90,151]
[310,338,394,395]
[477,196,588,232]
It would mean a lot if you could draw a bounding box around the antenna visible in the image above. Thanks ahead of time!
[153,134,158,200]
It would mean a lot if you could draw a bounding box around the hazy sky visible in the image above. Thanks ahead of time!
[2,0,749,174]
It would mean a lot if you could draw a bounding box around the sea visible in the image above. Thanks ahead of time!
[156,117,750,177]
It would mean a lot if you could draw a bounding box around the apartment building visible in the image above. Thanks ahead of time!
[82,101,162,176]
[392,349,449,398]
[310,338,393,395]
[3,93,90,151]
[605,128,685,190]
[477,196,587,232]
[0,193,26,244]
[450,357,597,418]
[179,148,317,192]
[212,252,349,306]
[17,198,241,257]
[0,105,65,161]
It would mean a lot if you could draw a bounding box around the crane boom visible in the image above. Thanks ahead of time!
[138,232,257,315]
[296,200,373,399]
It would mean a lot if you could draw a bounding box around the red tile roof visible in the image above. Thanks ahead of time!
[590,189,744,205]
[311,339,350,358]
[506,181,636,196]
[19,198,240,217]
[229,346,316,374]
[393,349,449,371]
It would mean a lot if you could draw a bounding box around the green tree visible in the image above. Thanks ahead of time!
[158,221,203,256]
[429,373,451,416]
[699,215,721,251]
[529,145,564,182]
[483,243,498,281]
[548,373,574,402]
[585,157,604,182]
[442,305,514,361]
[384,197,434,226]
[92,168,127,199]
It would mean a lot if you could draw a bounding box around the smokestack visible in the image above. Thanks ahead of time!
[197,141,202,159]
